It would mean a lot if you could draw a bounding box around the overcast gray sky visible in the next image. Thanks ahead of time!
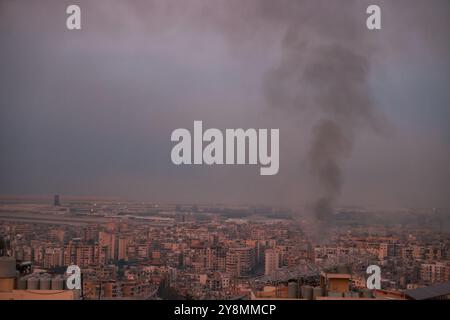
[0,0,449,208]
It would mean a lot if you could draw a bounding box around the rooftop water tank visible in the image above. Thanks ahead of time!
[51,276,64,290]
[288,282,298,298]
[17,276,28,290]
[301,285,313,300]
[40,276,51,290]
[27,277,39,290]
[313,286,323,299]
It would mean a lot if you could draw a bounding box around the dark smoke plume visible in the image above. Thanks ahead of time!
[262,1,381,225]
[309,119,352,222]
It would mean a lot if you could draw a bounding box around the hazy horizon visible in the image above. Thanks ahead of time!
[1,0,450,209]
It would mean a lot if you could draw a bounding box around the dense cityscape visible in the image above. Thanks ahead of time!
[1,195,449,300]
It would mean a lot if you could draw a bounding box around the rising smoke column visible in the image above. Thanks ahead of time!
[262,1,382,224]
[304,44,376,222]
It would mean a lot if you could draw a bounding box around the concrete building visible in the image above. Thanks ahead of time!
[99,231,117,261]
[226,247,255,278]
[264,249,280,276]
[118,237,128,261]
[420,262,450,284]
[0,256,78,300]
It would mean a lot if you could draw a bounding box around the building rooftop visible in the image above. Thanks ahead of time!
[404,281,450,300]
[321,272,351,279]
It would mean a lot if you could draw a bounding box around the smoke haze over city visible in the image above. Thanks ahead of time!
[1,0,450,209]
[2,2,450,309]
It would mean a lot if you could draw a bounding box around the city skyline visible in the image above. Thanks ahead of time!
[1,0,450,209]
[1,0,450,309]
[1,196,449,300]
